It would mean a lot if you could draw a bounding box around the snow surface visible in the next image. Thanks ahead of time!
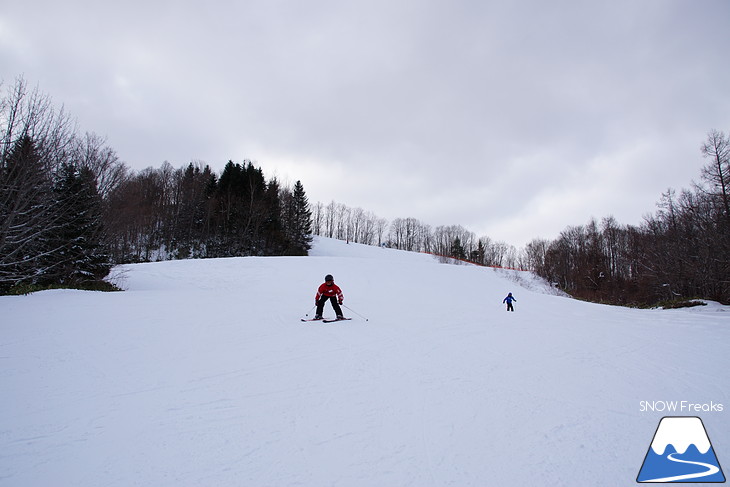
[1,236,729,486]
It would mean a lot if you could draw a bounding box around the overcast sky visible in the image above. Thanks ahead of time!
[2,0,729,247]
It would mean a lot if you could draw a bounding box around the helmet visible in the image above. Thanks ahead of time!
[325,274,334,282]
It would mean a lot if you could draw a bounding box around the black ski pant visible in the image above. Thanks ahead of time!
[506,302,514,312]
[317,296,343,317]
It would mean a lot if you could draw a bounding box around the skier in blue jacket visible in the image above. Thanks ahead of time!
[503,292,517,312]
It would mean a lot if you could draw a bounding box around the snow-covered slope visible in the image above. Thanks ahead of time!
[2,236,728,486]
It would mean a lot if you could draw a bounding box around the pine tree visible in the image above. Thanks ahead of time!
[288,180,313,255]
[260,177,288,255]
[473,239,486,264]
[45,163,110,285]
[0,135,54,291]
[175,163,214,257]
[451,237,466,260]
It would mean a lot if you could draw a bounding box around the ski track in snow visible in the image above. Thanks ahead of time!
[1,236,729,486]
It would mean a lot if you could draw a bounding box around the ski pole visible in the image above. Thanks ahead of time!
[343,304,369,321]
[303,305,316,317]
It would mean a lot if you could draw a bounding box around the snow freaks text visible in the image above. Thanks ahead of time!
[640,401,724,413]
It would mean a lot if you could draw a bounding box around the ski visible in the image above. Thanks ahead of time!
[300,317,352,323]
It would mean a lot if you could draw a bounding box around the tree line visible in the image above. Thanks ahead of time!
[311,201,522,268]
[310,130,729,306]
[2,77,727,305]
[1,79,114,293]
[0,78,311,294]
[524,130,729,306]
[105,160,312,263]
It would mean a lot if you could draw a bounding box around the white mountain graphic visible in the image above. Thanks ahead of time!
[638,416,725,483]
[651,417,711,455]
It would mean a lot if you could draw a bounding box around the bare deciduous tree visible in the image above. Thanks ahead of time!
[700,129,730,220]
[0,78,79,290]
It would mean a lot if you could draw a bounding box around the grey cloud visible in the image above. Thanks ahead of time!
[1,0,729,246]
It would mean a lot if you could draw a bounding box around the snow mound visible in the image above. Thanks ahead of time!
[308,235,438,263]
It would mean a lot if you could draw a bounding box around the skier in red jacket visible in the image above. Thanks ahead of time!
[315,274,344,319]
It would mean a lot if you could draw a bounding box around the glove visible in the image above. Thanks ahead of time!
[338,300,343,305]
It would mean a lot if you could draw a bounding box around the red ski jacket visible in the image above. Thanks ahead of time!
[316,283,343,303]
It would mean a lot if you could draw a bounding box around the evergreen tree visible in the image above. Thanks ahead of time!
[46,163,110,285]
[288,180,313,255]
[0,136,54,290]
[213,160,275,256]
[473,239,486,264]
[451,237,466,260]
[174,162,215,257]
[260,177,288,255]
